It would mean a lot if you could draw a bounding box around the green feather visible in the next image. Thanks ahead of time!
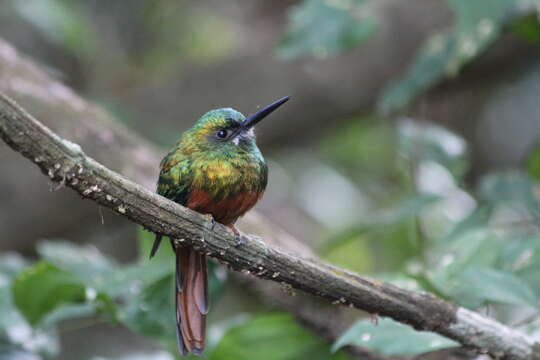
[157,108,267,204]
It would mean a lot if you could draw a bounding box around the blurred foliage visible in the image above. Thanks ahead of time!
[10,0,97,55]
[511,13,540,42]
[209,313,348,360]
[0,234,347,360]
[280,117,540,355]
[332,318,457,355]
[281,0,540,112]
[278,0,377,58]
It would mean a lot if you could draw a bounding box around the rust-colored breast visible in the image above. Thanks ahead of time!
[186,189,263,225]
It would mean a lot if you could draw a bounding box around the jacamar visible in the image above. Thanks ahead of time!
[150,96,289,355]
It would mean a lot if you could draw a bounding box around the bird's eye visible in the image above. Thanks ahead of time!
[216,129,228,139]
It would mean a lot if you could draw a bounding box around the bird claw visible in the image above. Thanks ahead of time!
[206,214,216,230]
[234,232,245,247]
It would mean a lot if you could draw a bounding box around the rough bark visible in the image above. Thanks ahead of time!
[1,94,538,360]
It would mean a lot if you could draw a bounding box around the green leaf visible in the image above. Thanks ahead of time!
[36,240,114,279]
[0,257,60,358]
[332,318,457,355]
[512,13,540,42]
[379,0,515,112]
[209,313,349,360]
[439,207,491,244]
[478,172,540,213]
[428,229,502,301]
[12,262,86,325]
[499,236,540,296]
[397,120,468,178]
[121,274,176,340]
[452,268,538,308]
[278,0,377,58]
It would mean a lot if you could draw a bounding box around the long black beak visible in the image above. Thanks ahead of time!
[242,96,290,130]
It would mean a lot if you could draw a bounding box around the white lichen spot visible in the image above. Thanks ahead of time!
[118,204,127,214]
[105,194,114,202]
[54,163,61,169]
[34,156,43,163]
[477,19,494,39]
[62,139,83,155]
[83,187,93,196]
[361,333,371,342]
[272,272,280,278]
[459,37,477,58]
[47,168,55,178]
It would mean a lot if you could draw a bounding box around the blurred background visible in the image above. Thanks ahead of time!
[1,0,540,359]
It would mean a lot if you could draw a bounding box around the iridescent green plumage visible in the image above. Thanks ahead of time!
[152,97,288,356]
[157,108,267,209]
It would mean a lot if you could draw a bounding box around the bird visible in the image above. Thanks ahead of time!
[150,96,289,355]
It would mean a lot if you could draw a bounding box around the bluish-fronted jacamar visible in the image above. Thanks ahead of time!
[150,96,289,355]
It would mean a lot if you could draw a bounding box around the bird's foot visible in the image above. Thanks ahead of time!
[206,214,216,230]
[234,232,245,247]
[228,225,245,246]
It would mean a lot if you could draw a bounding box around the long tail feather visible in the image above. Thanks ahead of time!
[172,240,208,356]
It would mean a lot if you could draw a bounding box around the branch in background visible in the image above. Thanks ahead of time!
[1,95,538,360]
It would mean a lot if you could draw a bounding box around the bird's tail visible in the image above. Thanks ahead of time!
[172,240,208,356]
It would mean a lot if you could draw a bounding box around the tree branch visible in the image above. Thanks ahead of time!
[0,94,538,360]
[0,38,376,359]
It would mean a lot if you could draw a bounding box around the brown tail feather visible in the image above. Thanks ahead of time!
[172,241,208,356]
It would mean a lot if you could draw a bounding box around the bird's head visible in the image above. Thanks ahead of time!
[181,96,289,155]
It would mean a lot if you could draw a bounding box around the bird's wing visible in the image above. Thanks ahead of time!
[150,152,192,259]
[157,151,193,205]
